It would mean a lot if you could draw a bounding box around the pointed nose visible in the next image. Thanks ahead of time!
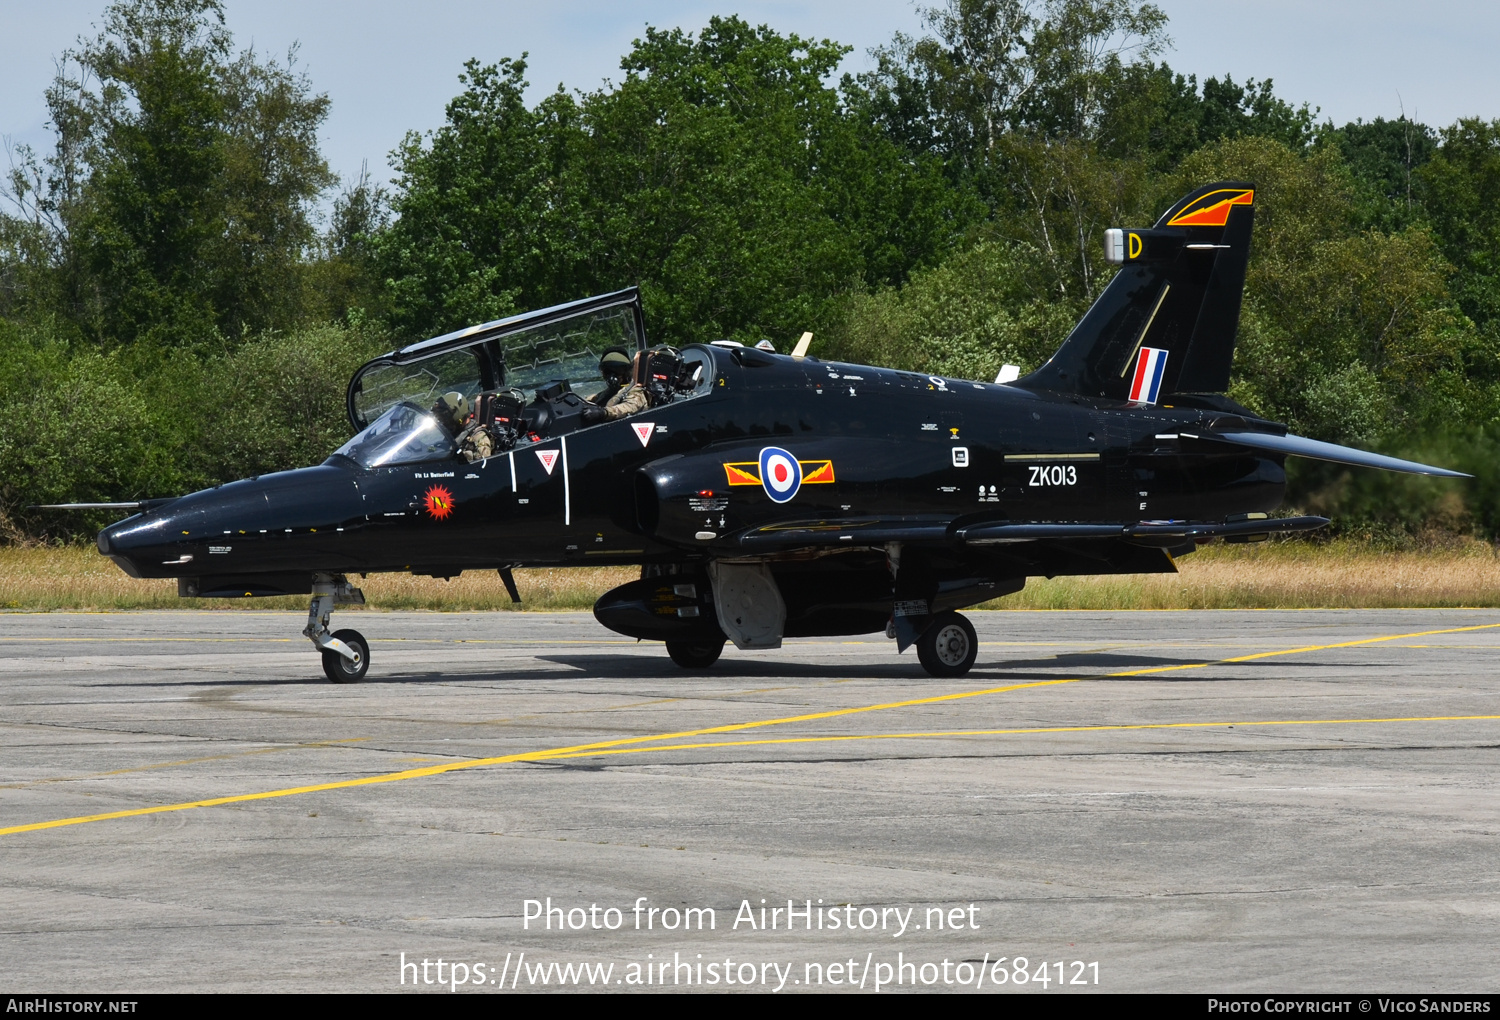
[98,464,360,579]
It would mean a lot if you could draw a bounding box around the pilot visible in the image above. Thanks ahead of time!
[432,391,492,462]
[581,350,650,424]
[457,416,494,462]
[589,347,633,407]
[432,391,471,433]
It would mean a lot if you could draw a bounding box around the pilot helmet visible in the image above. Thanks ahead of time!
[434,391,470,429]
[599,347,632,385]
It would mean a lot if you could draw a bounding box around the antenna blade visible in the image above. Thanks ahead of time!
[791,332,813,358]
[28,502,146,510]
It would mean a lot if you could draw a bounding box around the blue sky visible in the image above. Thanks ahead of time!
[4,0,1497,196]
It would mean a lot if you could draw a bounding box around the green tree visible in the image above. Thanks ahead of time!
[858,0,1168,174]
[2,0,333,346]
[1324,116,1436,231]
[1415,118,1500,332]
[376,57,575,338]
[1178,136,1482,443]
[307,162,391,324]
[572,17,961,343]
[378,18,966,345]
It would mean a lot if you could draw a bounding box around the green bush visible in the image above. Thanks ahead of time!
[0,321,383,541]
[825,240,1085,380]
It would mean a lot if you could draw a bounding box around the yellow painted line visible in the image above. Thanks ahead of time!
[537,714,1500,761]
[4,622,1498,837]
[0,749,574,835]
[496,622,1500,762]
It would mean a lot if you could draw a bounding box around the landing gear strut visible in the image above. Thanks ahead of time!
[304,573,368,683]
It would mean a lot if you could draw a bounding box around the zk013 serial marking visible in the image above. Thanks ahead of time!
[1028,465,1077,486]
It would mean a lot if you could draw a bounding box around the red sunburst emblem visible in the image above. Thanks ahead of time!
[423,484,454,521]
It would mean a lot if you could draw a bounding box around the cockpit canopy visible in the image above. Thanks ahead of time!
[335,288,726,468]
[346,288,647,432]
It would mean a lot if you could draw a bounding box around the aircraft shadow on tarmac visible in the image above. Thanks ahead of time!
[345,651,1267,684]
[90,650,1342,688]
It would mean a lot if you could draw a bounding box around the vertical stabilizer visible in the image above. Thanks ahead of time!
[1015,182,1254,402]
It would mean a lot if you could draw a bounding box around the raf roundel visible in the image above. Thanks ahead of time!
[759,446,802,503]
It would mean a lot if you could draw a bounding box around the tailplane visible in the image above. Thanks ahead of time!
[1015,182,1255,403]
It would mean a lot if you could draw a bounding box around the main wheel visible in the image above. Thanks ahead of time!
[322,628,369,683]
[666,637,726,669]
[916,611,977,677]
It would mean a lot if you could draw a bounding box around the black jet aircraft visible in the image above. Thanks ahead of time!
[80,182,1467,682]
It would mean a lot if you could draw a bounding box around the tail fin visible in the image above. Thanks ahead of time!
[1015,182,1254,403]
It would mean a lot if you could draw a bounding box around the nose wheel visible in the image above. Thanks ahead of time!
[322,629,369,683]
[916,611,978,677]
[303,574,368,682]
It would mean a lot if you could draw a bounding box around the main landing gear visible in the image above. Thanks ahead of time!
[666,637,726,669]
[916,611,978,678]
[304,573,369,683]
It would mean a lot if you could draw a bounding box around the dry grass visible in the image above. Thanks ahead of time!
[3,540,1500,613]
[993,538,1500,610]
[0,545,636,612]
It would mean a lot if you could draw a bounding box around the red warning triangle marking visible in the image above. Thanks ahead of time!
[536,449,559,475]
[632,422,655,447]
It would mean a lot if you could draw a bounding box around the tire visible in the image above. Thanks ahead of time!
[666,638,725,669]
[916,611,977,677]
[322,628,369,683]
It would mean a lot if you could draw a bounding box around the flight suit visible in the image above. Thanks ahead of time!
[458,425,495,462]
[604,383,648,420]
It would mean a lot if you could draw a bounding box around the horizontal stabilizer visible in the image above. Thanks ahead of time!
[1194,431,1470,478]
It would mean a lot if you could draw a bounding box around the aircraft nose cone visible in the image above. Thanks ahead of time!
[97,463,362,579]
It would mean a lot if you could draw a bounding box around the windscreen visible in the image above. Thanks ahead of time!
[331,402,456,468]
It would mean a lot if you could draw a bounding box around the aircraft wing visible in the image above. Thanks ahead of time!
[736,517,951,551]
[1191,430,1470,478]
[957,516,1327,543]
[733,514,1328,551]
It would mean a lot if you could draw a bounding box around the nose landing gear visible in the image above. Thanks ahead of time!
[304,573,369,683]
